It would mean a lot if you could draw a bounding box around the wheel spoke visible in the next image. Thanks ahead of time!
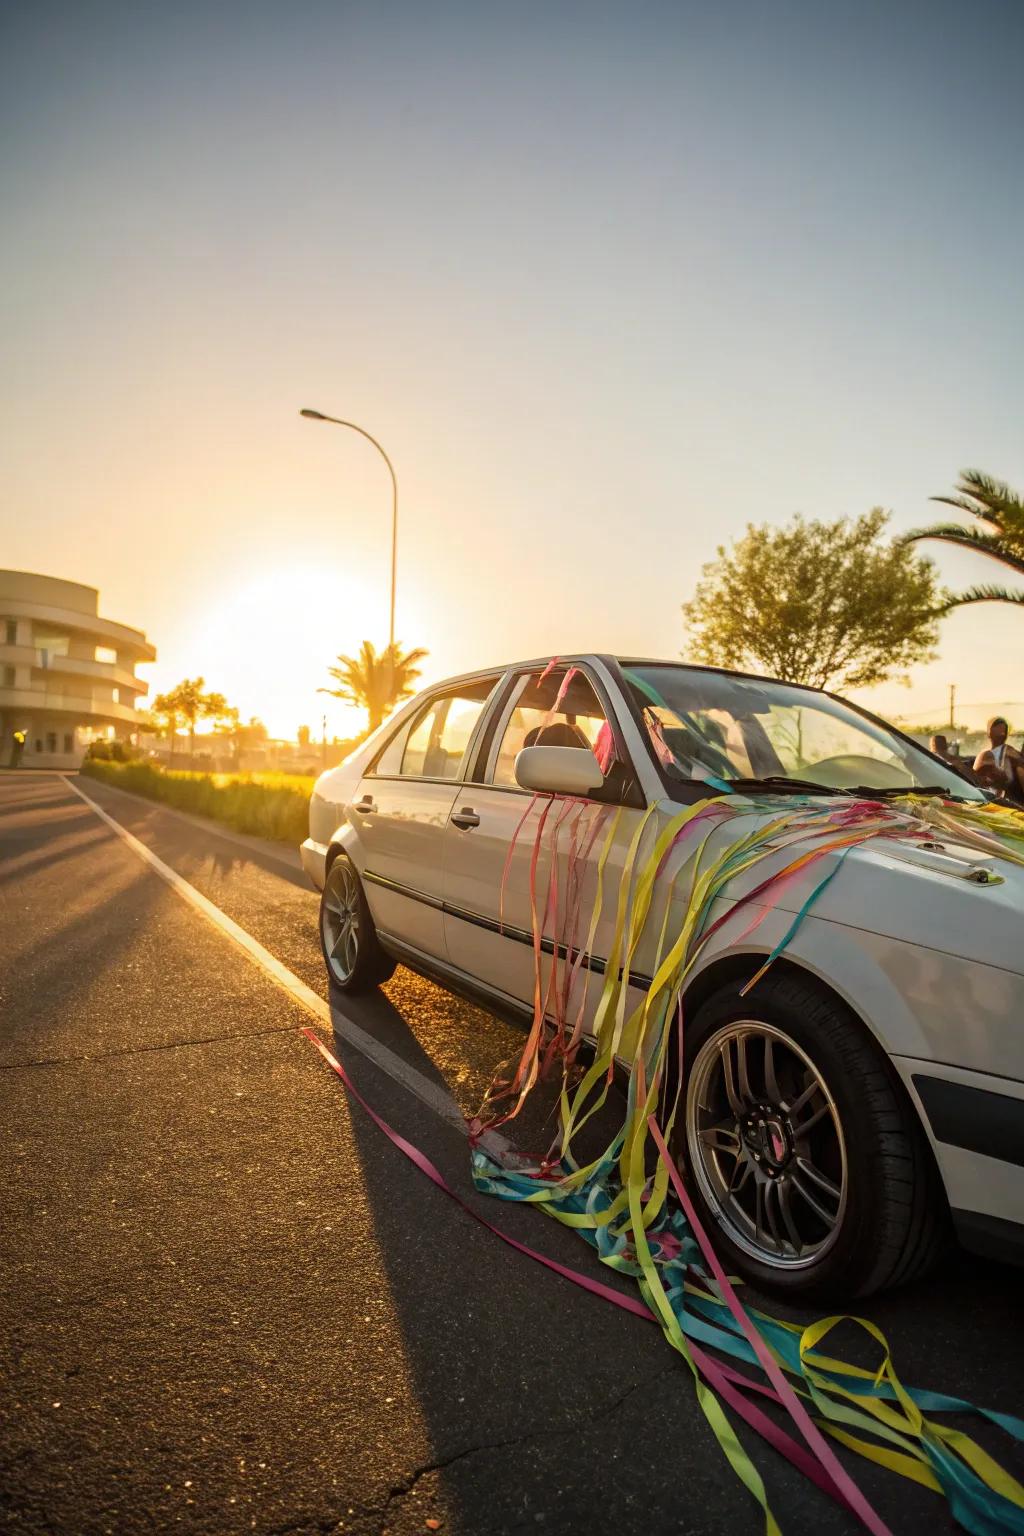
[753,1180,766,1247]
[736,1033,752,1102]
[330,921,349,961]
[697,1120,741,1154]
[788,1075,819,1117]
[727,1156,753,1195]
[794,1156,841,1203]
[763,1180,785,1250]
[777,1180,804,1251]
[794,1099,831,1136]
[719,1040,744,1116]
[791,1171,837,1226]
[763,1035,781,1102]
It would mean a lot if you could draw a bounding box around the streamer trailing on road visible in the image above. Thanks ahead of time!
[302,654,1024,1299]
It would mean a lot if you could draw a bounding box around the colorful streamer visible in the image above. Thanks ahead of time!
[469,787,1024,1533]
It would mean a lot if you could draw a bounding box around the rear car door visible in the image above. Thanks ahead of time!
[442,663,650,1027]
[350,676,498,962]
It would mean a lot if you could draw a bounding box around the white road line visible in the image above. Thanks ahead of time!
[62,775,511,1157]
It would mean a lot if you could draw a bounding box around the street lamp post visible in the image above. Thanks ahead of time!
[300,408,398,648]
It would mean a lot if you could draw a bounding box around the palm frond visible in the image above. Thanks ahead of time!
[928,494,1002,529]
[941,583,1024,610]
[931,469,1024,535]
[902,523,1024,576]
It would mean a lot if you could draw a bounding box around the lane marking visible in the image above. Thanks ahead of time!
[61,775,511,1156]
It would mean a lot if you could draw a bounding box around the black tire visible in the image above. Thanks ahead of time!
[678,970,947,1300]
[319,852,396,994]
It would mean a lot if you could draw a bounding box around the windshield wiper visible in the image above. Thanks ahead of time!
[845,784,951,800]
[725,775,853,797]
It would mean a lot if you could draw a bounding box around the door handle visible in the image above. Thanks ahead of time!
[451,807,480,830]
[353,795,376,814]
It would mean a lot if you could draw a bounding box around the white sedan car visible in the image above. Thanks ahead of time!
[302,655,1024,1298]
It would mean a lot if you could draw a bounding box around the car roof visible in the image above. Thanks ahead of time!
[428,653,826,700]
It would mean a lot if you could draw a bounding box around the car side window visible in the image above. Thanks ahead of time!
[488,668,611,788]
[390,679,496,781]
[372,716,413,776]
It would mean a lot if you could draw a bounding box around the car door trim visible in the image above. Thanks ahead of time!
[363,868,444,911]
[364,867,654,989]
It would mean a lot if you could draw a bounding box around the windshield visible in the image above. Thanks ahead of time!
[621,664,984,801]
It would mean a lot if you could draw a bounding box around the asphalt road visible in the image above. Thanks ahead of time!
[2,771,1022,1536]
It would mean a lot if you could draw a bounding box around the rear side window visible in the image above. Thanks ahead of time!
[374,678,497,781]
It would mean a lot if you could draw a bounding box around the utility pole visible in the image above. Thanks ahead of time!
[321,713,327,768]
[949,684,956,731]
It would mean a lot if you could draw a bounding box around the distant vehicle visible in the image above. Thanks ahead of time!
[302,655,1023,1298]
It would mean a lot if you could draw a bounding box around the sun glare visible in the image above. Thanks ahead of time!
[162,565,389,741]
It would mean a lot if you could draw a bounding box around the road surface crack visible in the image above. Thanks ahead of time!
[377,1361,679,1531]
[0,1021,306,1073]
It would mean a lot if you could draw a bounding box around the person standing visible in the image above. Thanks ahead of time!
[974,717,1024,803]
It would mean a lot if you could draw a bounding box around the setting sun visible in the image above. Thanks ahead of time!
[146,563,408,742]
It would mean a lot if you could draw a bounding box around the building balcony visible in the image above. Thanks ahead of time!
[0,574,155,663]
[0,645,145,696]
[0,686,142,727]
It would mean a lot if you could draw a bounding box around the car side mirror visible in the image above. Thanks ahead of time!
[513,744,605,797]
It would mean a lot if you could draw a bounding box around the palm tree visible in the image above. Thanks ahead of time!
[903,469,1024,609]
[320,641,428,732]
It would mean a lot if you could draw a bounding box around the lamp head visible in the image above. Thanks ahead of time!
[300,408,328,421]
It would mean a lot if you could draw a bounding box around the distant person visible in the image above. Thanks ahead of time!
[929,733,950,761]
[974,717,1024,803]
[10,730,25,768]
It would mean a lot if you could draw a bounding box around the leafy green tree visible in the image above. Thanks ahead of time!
[151,678,235,762]
[902,469,1024,609]
[150,688,187,762]
[682,510,943,691]
[320,641,428,731]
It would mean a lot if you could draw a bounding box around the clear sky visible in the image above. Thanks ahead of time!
[2,0,1022,739]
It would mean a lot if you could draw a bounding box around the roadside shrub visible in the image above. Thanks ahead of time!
[80,759,311,843]
[86,739,137,763]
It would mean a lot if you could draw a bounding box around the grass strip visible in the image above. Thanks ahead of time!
[80,759,312,843]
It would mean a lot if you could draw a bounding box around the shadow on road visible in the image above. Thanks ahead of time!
[322,983,1024,1535]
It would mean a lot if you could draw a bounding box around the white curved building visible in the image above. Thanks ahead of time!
[0,570,155,769]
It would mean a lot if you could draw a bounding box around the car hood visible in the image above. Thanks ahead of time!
[681,800,1024,977]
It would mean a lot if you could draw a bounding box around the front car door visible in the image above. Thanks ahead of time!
[442,660,653,1035]
[349,674,499,962]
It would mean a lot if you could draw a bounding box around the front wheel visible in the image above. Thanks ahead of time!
[319,853,396,994]
[681,972,946,1299]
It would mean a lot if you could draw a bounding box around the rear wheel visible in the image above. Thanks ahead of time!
[319,854,396,994]
[681,972,947,1299]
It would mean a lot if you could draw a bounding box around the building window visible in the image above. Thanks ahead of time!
[4,619,15,644]
[34,739,42,753]
[47,732,57,753]
[35,633,70,666]
[63,733,73,754]
[112,687,120,703]
[2,666,13,687]
[95,645,117,664]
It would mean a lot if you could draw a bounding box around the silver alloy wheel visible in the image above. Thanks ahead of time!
[321,860,361,983]
[685,1020,848,1270]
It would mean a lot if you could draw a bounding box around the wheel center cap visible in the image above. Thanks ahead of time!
[764,1119,788,1165]
[743,1107,791,1170]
